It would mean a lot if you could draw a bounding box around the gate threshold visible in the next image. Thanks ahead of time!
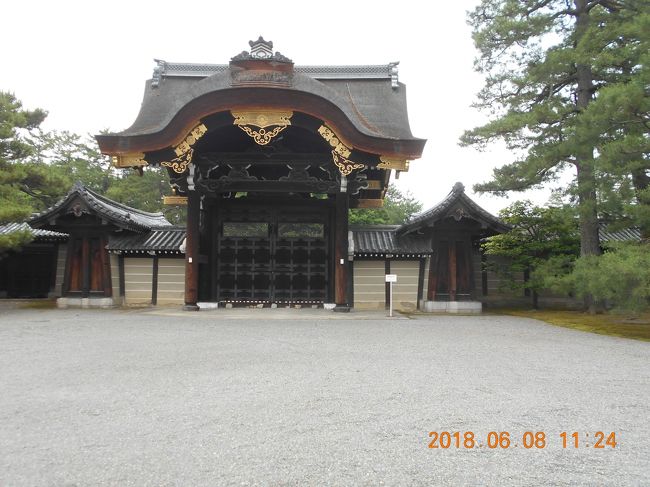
[197,301,331,310]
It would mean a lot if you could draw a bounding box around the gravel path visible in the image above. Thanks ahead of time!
[0,307,648,486]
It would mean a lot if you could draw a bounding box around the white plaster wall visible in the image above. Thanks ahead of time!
[157,258,185,305]
[124,257,153,305]
[389,260,419,311]
[353,260,385,310]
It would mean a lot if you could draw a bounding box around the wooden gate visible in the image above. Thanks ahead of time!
[211,204,329,304]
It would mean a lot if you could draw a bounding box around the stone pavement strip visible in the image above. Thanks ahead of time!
[0,307,648,486]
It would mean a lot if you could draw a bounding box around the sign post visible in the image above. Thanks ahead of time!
[385,274,397,317]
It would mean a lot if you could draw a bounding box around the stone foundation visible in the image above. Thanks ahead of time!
[422,300,483,314]
[56,297,116,309]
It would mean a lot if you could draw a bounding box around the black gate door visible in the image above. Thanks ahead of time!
[215,208,328,304]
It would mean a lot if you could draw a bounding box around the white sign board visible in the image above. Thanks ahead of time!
[385,274,397,283]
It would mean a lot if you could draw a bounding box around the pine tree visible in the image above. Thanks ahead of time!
[349,186,423,225]
[461,0,649,309]
[0,92,47,251]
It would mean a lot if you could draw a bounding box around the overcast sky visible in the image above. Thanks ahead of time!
[1,0,554,214]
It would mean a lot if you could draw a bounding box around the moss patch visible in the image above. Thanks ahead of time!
[19,299,57,309]
[495,309,650,342]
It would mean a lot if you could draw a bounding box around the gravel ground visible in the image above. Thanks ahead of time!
[0,307,648,486]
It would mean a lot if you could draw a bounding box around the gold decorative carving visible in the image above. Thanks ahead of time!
[162,149,194,174]
[332,151,365,176]
[163,195,188,205]
[377,156,410,172]
[232,110,293,145]
[111,153,147,168]
[317,125,351,158]
[317,124,365,175]
[161,123,208,174]
[239,125,287,145]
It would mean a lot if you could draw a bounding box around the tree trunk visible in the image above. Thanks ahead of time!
[574,0,602,313]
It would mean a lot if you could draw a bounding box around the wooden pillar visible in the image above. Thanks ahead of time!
[151,254,159,306]
[416,256,426,310]
[449,242,457,301]
[62,239,73,296]
[118,253,125,305]
[481,251,488,297]
[333,184,350,311]
[348,257,355,308]
[384,259,391,309]
[81,238,90,298]
[184,189,200,310]
[427,250,438,301]
[209,199,218,301]
[464,240,474,299]
[100,236,112,297]
[49,245,58,295]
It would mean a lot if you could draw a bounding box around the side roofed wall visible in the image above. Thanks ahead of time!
[353,258,421,311]
[124,257,153,305]
[353,260,385,310]
[157,257,185,305]
[121,255,185,306]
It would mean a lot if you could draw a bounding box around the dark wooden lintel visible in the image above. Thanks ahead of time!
[196,152,332,165]
[197,179,340,195]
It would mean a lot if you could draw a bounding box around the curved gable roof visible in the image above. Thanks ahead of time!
[399,182,509,235]
[96,43,425,159]
[30,183,171,232]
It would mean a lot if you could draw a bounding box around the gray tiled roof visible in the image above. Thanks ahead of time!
[155,61,400,85]
[0,222,68,241]
[113,60,417,142]
[104,225,431,256]
[107,228,186,253]
[30,182,171,233]
[399,182,509,235]
[351,225,432,256]
[599,225,642,243]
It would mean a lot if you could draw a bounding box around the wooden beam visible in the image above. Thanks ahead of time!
[353,199,384,209]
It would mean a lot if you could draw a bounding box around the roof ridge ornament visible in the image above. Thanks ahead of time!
[389,61,399,88]
[152,59,166,88]
[231,37,293,64]
[250,36,273,59]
